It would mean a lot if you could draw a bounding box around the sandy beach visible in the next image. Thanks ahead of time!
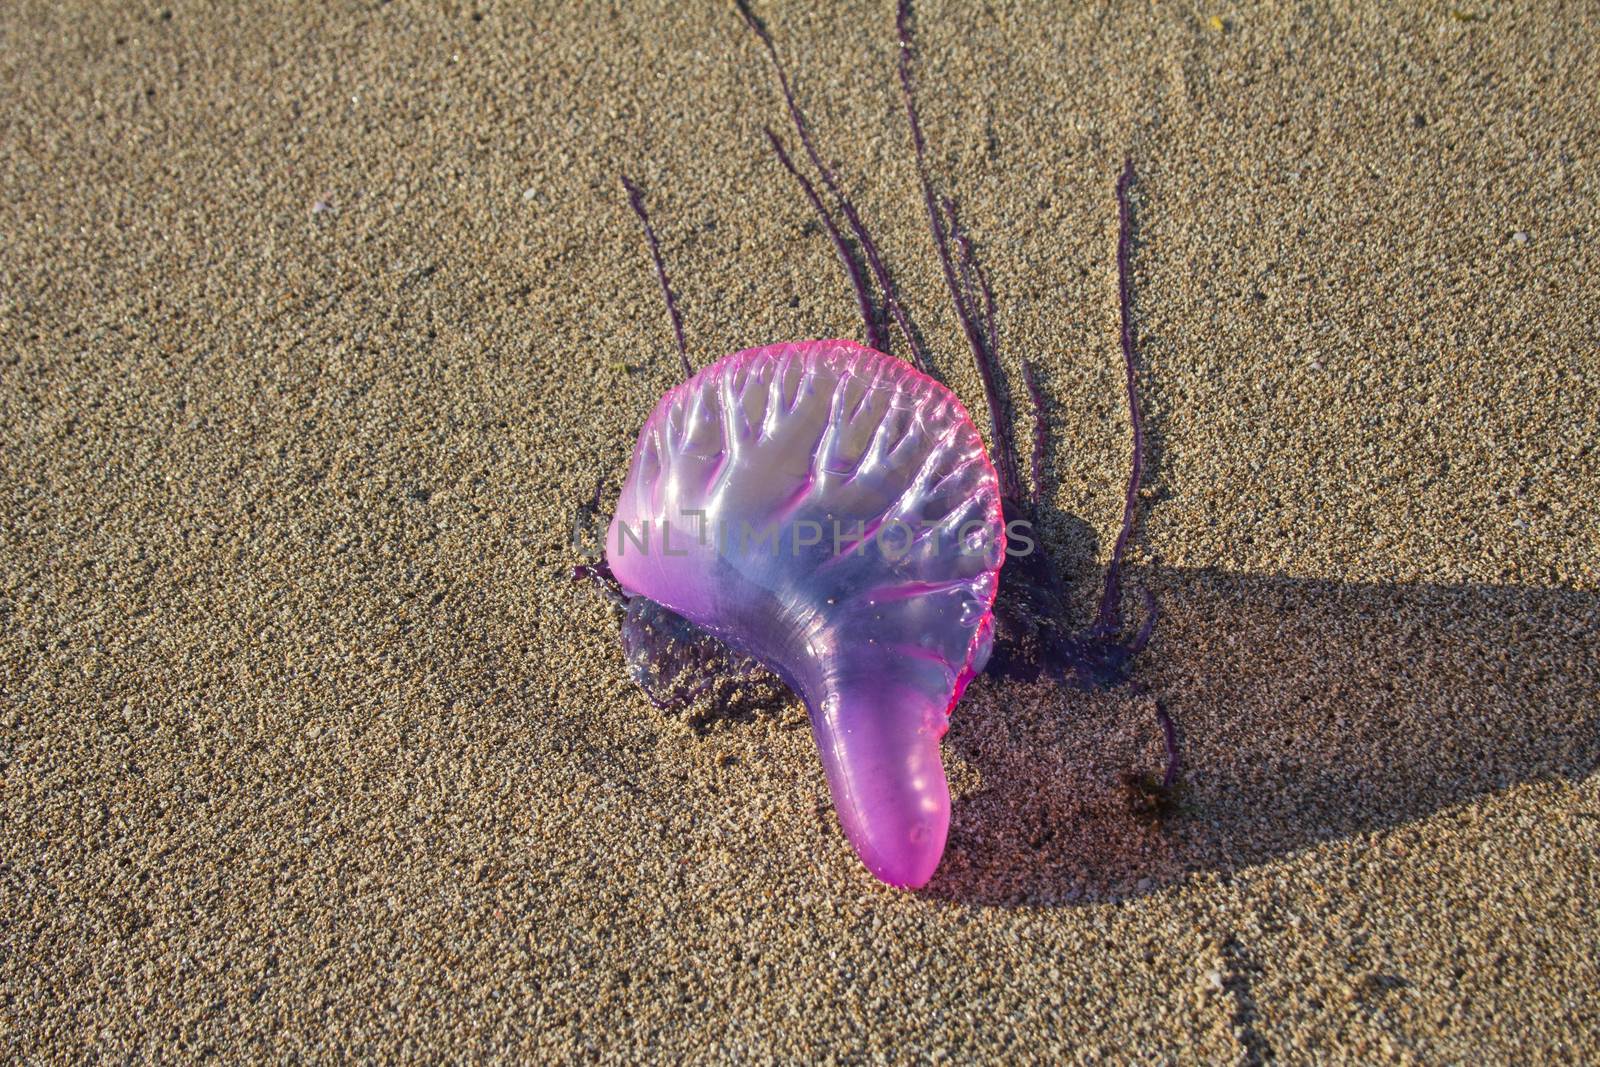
[3,0,1597,1060]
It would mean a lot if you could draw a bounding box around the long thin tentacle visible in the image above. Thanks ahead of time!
[896,0,1021,502]
[1155,702,1180,792]
[735,0,929,371]
[1127,587,1157,656]
[765,129,883,352]
[947,196,1033,509]
[1093,157,1147,637]
[621,175,692,379]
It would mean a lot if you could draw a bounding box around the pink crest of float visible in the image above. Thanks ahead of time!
[607,339,1004,887]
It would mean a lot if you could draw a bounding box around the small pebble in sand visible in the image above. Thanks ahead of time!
[311,199,333,214]
[1512,230,1529,244]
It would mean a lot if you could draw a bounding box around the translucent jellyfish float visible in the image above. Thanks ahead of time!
[575,1,1173,888]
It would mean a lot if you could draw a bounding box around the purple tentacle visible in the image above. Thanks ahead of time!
[573,561,627,609]
[1155,701,1180,792]
[947,196,1019,501]
[641,674,719,712]
[944,199,981,318]
[765,129,883,353]
[1093,158,1147,638]
[735,0,929,371]
[621,175,692,379]
[1020,360,1048,507]
[1127,587,1157,656]
[896,0,1021,503]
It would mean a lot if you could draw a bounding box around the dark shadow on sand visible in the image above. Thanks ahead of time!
[928,567,1599,906]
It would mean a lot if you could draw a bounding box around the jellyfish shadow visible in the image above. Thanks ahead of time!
[929,565,1600,906]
